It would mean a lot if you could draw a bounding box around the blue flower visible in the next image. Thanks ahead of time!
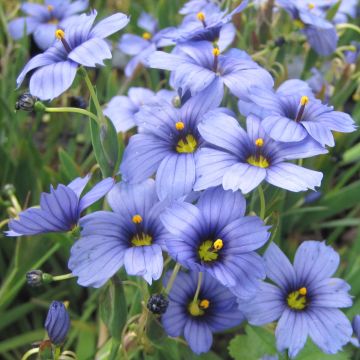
[104,87,175,132]
[147,40,273,100]
[120,81,223,201]
[16,11,129,100]
[68,179,169,287]
[306,68,331,102]
[195,113,327,194]
[179,0,221,16]
[352,315,360,346]
[172,1,248,50]
[162,270,244,354]
[6,175,114,237]
[245,86,356,146]
[276,0,338,56]
[45,301,70,345]
[118,12,175,77]
[161,186,270,299]
[238,241,353,358]
[8,0,88,50]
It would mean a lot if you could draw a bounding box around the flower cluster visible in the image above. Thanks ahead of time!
[7,0,358,358]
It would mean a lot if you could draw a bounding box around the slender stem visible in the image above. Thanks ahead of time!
[258,185,266,220]
[44,106,99,122]
[54,346,61,360]
[193,272,203,303]
[52,273,74,282]
[82,70,106,126]
[165,263,181,295]
[21,348,39,360]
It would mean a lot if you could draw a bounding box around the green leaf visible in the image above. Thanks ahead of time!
[343,142,360,164]
[58,148,81,180]
[296,339,350,360]
[326,0,342,21]
[228,325,277,360]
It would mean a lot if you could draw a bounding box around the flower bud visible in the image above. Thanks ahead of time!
[147,294,169,315]
[69,96,88,109]
[26,270,44,287]
[15,93,38,112]
[45,301,70,345]
[353,315,360,341]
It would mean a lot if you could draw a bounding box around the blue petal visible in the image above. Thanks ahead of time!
[306,308,352,354]
[264,243,296,290]
[275,309,308,358]
[310,278,352,308]
[29,60,78,100]
[69,37,111,67]
[63,0,88,16]
[147,51,187,70]
[162,302,187,337]
[69,233,127,288]
[33,23,57,50]
[120,134,170,183]
[119,34,149,55]
[304,25,338,56]
[262,115,308,142]
[293,241,339,285]
[266,163,323,192]
[220,216,270,253]
[196,186,246,232]
[194,148,238,191]
[218,23,236,51]
[223,163,267,194]
[21,3,49,17]
[302,121,334,147]
[277,79,314,97]
[198,109,250,157]
[67,175,91,198]
[156,153,196,201]
[137,12,157,33]
[79,177,114,212]
[238,282,285,325]
[8,17,38,39]
[107,179,157,218]
[184,319,213,354]
[315,111,356,133]
[90,13,130,39]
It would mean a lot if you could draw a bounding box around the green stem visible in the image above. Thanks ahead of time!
[165,263,181,295]
[52,273,74,282]
[82,69,106,126]
[21,348,39,360]
[258,185,266,220]
[193,272,203,303]
[54,346,61,360]
[44,106,99,122]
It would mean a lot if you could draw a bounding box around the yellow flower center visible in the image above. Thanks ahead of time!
[47,5,54,11]
[142,32,152,40]
[212,47,220,56]
[247,155,269,168]
[300,96,309,106]
[287,287,307,310]
[188,298,210,316]
[308,3,315,10]
[131,233,152,246]
[255,137,264,147]
[198,239,223,262]
[176,134,197,154]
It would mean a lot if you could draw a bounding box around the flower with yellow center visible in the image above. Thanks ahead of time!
[287,287,308,310]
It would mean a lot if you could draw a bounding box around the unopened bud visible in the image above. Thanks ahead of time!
[45,301,70,345]
[147,294,169,315]
[15,93,38,112]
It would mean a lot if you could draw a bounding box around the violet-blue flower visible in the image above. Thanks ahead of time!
[195,112,327,194]
[246,86,356,146]
[120,80,223,201]
[45,301,71,345]
[238,241,353,358]
[276,0,338,56]
[161,186,270,299]
[147,40,273,100]
[104,87,175,133]
[6,175,114,237]
[8,0,88,50]
[162,270,244,354]
[16,11,129,100]
[118,12,175,77]
[68,179,169,287]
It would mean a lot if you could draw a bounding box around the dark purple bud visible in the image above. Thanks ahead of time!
[147,294,169,315]
[26,270,44,287]
[45,301,70,345]
[353,315,360,341]
[15,93,38,111]
[304,191,322,204]
[69,96,88,109]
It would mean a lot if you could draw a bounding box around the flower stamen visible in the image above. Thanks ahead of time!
[197,12,207,27]
[132,214,143,224]
[287,287,307,310]
[47,5,54,11]
[175,121,185,131]
[55,29,71,53]
[295,96,309,122]
[198,239,223,262]
[212,47,220,72]
[176,134,197,153]
[142,32,152,40]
